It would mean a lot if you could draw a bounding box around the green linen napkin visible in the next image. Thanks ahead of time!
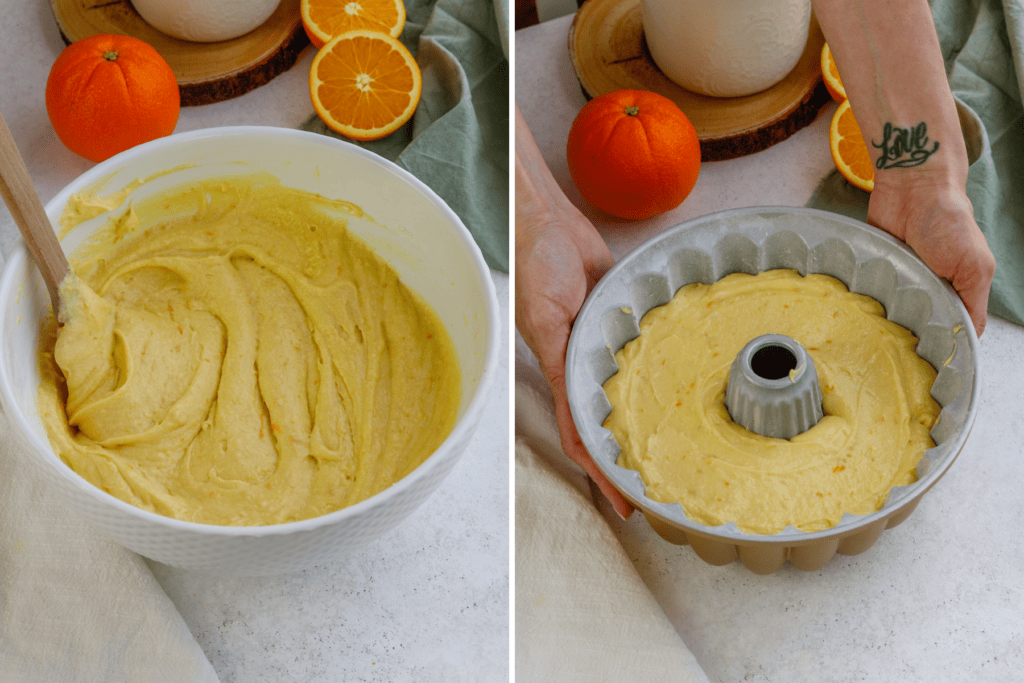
[302,0,510,274]
[807,0,1024,327]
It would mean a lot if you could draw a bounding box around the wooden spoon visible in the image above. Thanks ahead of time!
[0,112,69,315]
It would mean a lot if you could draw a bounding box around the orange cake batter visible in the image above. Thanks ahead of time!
[603,269,940,534]
[37,174,460,526]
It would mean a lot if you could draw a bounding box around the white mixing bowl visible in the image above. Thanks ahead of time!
[0,127,500,575]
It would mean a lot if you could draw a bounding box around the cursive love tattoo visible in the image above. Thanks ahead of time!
[871,121,940,169]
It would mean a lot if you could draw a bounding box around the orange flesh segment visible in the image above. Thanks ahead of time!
[830,99,875,192]
[310,30,421,141]
[302,0,406,47]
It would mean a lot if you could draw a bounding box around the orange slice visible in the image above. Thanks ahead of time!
[301,0,406,48]
[821,43,847,103]
[310,30,422,141]
[829,99,874,192]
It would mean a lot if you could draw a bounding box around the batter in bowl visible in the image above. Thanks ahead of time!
[602,269,940,534]
[37,174,460,526]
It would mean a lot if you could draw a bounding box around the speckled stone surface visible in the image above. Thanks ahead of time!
[0,2,509,680]
[518,16,1024,682]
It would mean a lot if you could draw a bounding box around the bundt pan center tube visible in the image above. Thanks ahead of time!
[565,207,980,574]
[725,333,825,440]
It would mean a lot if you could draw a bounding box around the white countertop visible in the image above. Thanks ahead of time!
[0,3,509,681]
[517,16,1024,682]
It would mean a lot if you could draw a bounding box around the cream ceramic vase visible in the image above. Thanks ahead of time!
[641,0,812,98]
[131,0,282,42]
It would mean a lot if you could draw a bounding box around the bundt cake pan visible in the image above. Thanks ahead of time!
[565,207,980,574]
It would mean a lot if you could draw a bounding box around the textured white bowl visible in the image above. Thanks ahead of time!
[130,0,282,42]
[641,0,812,97]
[0,127,500,575]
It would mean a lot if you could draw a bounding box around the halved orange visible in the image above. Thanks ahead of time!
[821,43,846,103]
[301,0,406,48]
[830,99,874,192]
[310,30,422,141]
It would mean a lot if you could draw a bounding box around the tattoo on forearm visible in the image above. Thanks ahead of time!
[871,121,940,169]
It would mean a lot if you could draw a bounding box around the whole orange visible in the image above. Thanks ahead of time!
[46,34,180,163]
[566,89,701,220]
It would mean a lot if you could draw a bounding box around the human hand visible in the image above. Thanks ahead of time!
[515,203,634,519]
[867,172,995,337]
[515,103,634,517]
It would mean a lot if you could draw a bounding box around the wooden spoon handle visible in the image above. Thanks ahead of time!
[0,112,69,313]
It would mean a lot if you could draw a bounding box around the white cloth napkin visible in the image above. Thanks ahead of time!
[514,335,709,682]
[0,409,220,682]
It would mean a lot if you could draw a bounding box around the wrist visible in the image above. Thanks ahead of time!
[872,161,969,202]
[858,93,971,189]
[868,169,975,245]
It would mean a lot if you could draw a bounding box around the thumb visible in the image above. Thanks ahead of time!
[949,239,995,338]
[952,267,992,337]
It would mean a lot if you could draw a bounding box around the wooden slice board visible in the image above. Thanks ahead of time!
[50,0,310,106]
[569,0,832,161]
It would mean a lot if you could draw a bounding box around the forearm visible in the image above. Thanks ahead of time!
[813,0,994,335]
[515,104,576,250]
[812,0,968,207]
